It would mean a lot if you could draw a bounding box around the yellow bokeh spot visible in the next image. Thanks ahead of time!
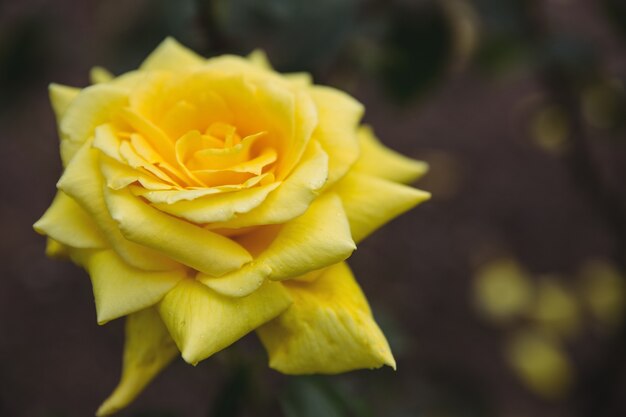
[582,79,624,129]
[506,329,573,399]
[530,106,569,154]
[530,277,581,339]
[578,259,626,330]
[473,258,533,324]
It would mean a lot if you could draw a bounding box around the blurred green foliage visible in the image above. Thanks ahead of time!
[280,377,371,417]
[379,3,453,103]
[211,0,358,72]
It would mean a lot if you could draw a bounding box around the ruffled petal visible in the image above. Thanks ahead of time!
[140,37,204,72]
[96,308,179,416]
[57,140,179,271]
[257,262,395,374]
[351,126,428,184]
[33,191,107,249]
[158,279,292,365]
[253,192,355,281]
[333,171,431,243]
[59,84,128,166]
[255,82,317,180]
[152,182,280,223]
[200,192,355,297]
[309,86,363,186]
[215,140,328,229]
[104,187,252,276]
[78,250,185,324]
[99,154,175,191]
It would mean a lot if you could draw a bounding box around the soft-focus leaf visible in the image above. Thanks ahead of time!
[279,377,348,417]
[603,0,626,40]
[211,0,358,72]
[379,2,453,102]
[208,364,251,417]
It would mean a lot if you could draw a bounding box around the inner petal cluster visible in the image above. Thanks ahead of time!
[101,72,305,196]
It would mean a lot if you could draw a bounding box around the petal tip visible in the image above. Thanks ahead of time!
[181,347,201,366]
[383,354,397,371]
[95,398,120,417]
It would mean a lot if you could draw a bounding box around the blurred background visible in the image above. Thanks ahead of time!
[2,0,626,416]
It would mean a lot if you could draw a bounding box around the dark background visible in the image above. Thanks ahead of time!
[2,1,626,417]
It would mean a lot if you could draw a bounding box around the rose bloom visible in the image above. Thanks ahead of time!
[34,38,430,415]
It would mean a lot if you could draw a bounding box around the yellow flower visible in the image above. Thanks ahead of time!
[34,38,430,415]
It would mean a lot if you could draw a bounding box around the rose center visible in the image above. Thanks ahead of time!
[171,121,277,188]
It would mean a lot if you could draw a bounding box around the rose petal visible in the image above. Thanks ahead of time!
[309,85,363,186]
[247,50,272,70]
[77,250,185,324]
[214,140,328,229]
[257,262,395,374]
[333,171,431,243]
[158,279,292,365]
[352,125,429,184]
[45,238,70,259]
[104,187,253,276]
[140,37,204,72]
[152,182,280,224]
[118,109,197,185]
[33,191,107,249]
[199,192,355,296]
[99,155,175,191]
[90,66,114,84]
[59,84,128,166]
[255,192,355,281]
[49,83,79,122]
[94,124,180,189]
[58,140,179,271]
[255,81,317,180]
[96,308,179,416]
[132,172,272,204]
[160,93,233,140]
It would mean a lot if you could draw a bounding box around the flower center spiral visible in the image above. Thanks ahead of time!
[174,122,277,188]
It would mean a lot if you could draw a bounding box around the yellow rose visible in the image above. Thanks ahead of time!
[34,38,430,415]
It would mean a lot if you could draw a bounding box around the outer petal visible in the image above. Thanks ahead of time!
[104,187,252,277]
[79,250,185,324]
[351,126,428,184]
[158,279,292,365]
[33,191,107,249]
[215,140,328,229]
[257,262,395,374]
[96,308,179,416]
[59,84,128,166]
[90,66,114,84]
[49,83,80,122]
[58,140,179,271]
[200,193,355,297]
[45,238,70,259]
[309,86,363,186]
[140,37,204,72]
[333,172,431,243]
[247,50,272,70]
